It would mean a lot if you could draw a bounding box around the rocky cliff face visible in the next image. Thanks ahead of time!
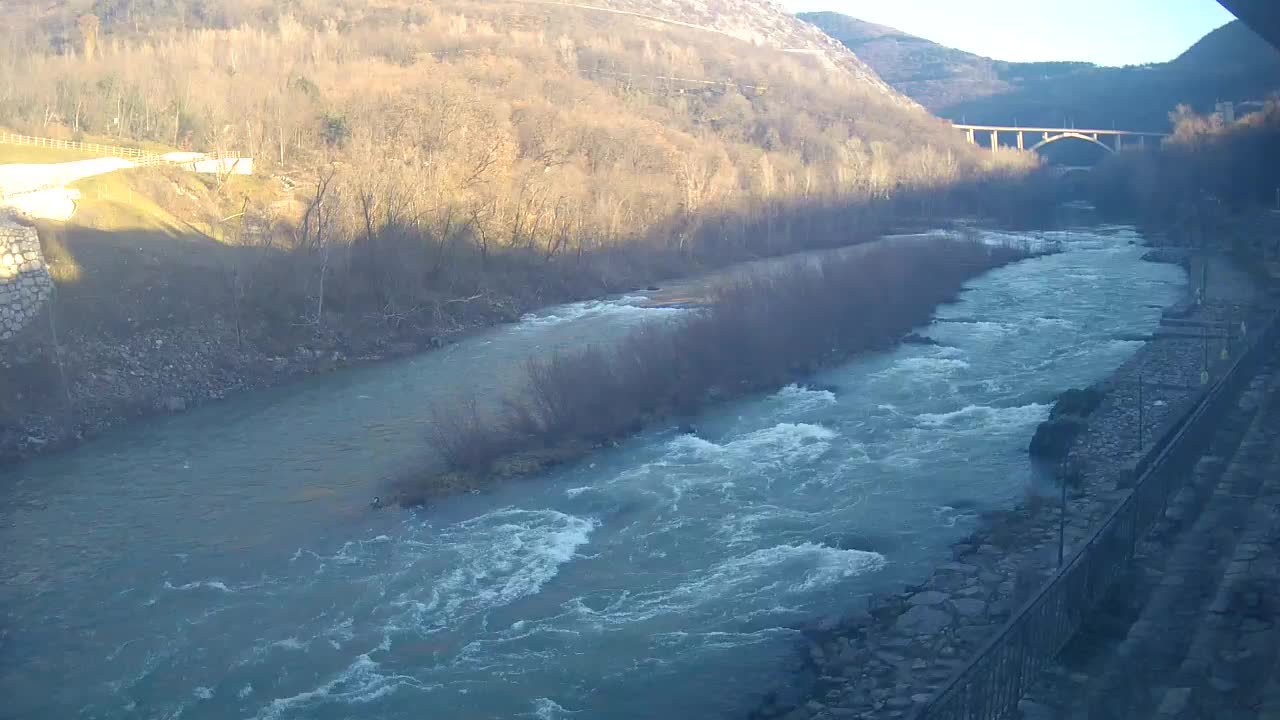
[540,0,920,109]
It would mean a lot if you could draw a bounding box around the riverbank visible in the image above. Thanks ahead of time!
[751,249,1274,719]
[0,286,529,464]
[399,237,1038,505]
[0,208,1021,467]
[0,222,1191,720]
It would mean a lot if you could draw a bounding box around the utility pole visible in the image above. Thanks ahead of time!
[1058,464,1068,568]
[1202,325,1210,386]
[1137,373,1144,454]
[1224,306,1233,361]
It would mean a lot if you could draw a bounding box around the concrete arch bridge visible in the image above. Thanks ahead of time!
[953,124,1169,155]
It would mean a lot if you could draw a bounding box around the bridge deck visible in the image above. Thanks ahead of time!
[952,124,1168,137]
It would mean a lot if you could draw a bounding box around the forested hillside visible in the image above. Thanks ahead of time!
[0,0,1049,458]
[1091,100,1280,251]
[797,11,1091,112]
[1,0,1036,309]
[804,13,1280,132]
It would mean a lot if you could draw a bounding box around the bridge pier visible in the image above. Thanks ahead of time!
[1017,131,1024,150]
[967,128,975,144]
[991,129,998,153]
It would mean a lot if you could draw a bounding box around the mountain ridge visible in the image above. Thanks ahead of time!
[802,12,1280,131]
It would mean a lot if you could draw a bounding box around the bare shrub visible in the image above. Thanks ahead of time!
[429,396,513,473]
[419,237,1036,485]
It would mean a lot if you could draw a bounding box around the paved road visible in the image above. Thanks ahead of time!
[0,157,137,199]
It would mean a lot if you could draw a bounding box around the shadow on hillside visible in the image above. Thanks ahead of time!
[25,166,1067,349]
[35,221,261,337]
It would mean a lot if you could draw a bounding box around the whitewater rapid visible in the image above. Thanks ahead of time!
[0,224,1186,719]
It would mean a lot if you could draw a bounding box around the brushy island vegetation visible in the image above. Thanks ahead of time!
[396,236,1037,504]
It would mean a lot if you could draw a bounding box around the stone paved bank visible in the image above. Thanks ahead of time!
[0,213,52,340]
[751,252,1274,720]
[1017,364,1280,720]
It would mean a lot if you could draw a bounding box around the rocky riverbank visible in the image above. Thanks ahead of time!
[0,294,533,463]
[751,251,1274,720]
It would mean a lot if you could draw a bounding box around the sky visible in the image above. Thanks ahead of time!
[780,0,1238,66]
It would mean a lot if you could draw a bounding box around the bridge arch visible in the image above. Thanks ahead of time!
[1028,132,1115,155]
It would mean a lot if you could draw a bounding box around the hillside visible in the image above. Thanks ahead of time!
[0,0,1033,320]
[797,11,1091,112]
[0,0,1048,459]
[803,13,1280,131]
[2,0,1000,246]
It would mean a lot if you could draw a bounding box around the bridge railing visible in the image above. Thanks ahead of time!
[914,302,1280,720]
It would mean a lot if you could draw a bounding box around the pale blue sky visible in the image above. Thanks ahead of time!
[783,0,1238,66]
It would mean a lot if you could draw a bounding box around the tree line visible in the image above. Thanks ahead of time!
[2,0,1049,345]
[1090,100,1280,257]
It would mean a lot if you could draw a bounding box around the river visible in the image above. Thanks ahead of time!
[0,222,1185,720]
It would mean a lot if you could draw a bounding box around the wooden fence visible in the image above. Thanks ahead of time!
[0,132,157,161]
[0,132,241,167]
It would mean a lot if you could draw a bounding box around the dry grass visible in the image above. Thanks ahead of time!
[0,144,102,164]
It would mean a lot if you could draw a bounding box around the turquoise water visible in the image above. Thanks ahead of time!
[0,224,1185,719]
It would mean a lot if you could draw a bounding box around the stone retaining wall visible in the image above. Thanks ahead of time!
[0,214,53,340]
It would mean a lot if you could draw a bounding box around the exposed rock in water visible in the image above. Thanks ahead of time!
[902,332,941,346]
[1141,248,1190,268]
[1049,387,1104,420]
[1028,386,1104,459]
[1028,415,1087,459]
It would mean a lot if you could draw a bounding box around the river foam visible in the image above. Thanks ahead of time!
[425,509,598,624]
[515,296,684,332]
[915,403,1050,434]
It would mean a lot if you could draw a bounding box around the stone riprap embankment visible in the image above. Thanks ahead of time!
[752,252,1274,720]
[1014,365,1280,720]
[0,214,52,340]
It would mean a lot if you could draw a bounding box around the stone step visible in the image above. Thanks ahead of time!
[1088,369,1280,720]
[1256,653,1280,720]
[1160,407,1280,720]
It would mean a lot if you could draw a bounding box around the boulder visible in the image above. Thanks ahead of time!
[1028,416,1086,459]
[951,598,988,618]
[902,333,941,346]
[1141,248,1190,267]
[1049,387,1104,420]
[894,605,951,635]
[955,624,997,646]
[908,590,948,606]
